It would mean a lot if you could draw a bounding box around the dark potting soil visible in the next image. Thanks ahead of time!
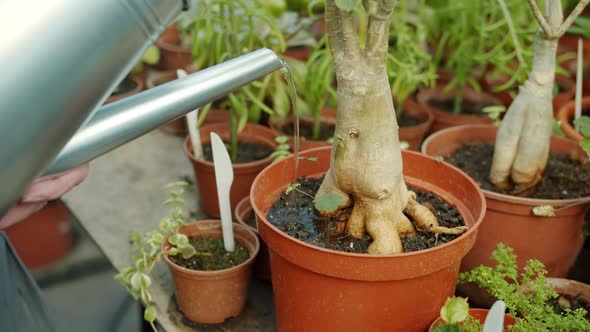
[169,235,250,271]
[110,77,138,96]
[398,111,425,127]
[549,293,590,321]
[246,212,257,229]
[427,95,497,115]
[445,143,590,199]
[266,176,465,254]
[202,141,273,163]
[279,122,335,142]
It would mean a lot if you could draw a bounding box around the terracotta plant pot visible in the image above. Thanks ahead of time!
[428,308,516,331]
[283,46,313,62]
[421,125,589,281]
[5,200,73,269]
[269,107,336,152]
[162,220,259,323]
[104,75,144,105]
[234,196,271,282]
[154,25,192,71]
[146,67,230,135]
[250,146,486,331]
[185,122,278,218]
[416,85,500,134]
[398,98,435,151]
[558,96,590,141]
[546,277,590,304]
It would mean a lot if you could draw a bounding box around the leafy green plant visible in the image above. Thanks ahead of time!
[300,36,337,140]
[568,16,590,39]
[426,0,536,114]
[387,0,437,114]
[431,297,482,332]
[482,105,507,126]
[178,0,286,161]
[459,243,590,332]
[115,181,206,331]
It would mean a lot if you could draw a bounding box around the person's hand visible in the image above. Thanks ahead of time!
[0,165,89,229]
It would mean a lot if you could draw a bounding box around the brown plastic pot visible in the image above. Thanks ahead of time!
[146,67,231,135]
[422,125,589,281]
[162,220,259,323]
[558,96,590,142]
[234,196,271,282]
[250,146,486,331]
[428,308,516,331]
[185,122,278,218]
[5,200,73,269]
[154,25,192,71]
[269,107,336,152]
[546,278,590,304]
[104,75,144,105]
[416,85,500,134]
[399,98,435,151]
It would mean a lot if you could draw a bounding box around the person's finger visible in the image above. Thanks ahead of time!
[22,164,89,203]
[0,201,47,229]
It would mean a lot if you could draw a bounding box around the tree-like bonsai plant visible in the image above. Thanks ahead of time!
[490,0,589,192]
[312,0,468,255]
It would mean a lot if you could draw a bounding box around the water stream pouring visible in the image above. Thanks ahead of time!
[0,0,284,217]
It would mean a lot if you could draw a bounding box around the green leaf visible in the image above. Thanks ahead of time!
[440,297,469,324]
[176,234,189,246]
[159,219,171,232]
[144,306,157,323]
[277,144,290,151]
[574,116,590,138]
[130,273,143,290]
[580,138,590,154]
[285,183,301,194]
[275,135,289,144]
[141,45,160,65]
[141,274,152,289]
[179,244,197,259]
[335,0,360,11]
[167,248,180,256]
[168,233,180,245]
[431,324,462,332]
[314,193,347,215]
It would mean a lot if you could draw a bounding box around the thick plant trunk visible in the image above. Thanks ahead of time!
[490,0,589,192]
[316,0,466,254]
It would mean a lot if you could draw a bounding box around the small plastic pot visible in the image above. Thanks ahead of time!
[428,308,516,331]
[162,220,259,324]
[104,75,144,105]
[557,96,590,142]
[154,26,192,71]
[234,196,271,282]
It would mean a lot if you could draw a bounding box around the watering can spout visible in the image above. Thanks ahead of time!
[0,0,283,217]
[45,48,284,175]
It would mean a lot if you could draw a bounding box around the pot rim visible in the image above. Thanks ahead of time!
[250,146,485,260]
[162,219,260,276]
[557,96,590,142]
[106,75,144,104]
[422,124,590,206]
[399,97,435,130]
[155,37,191,54]
[234,196,258,235]
[183,122,278,169]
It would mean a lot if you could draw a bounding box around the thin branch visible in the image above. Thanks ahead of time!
[325,0,344,59]
[340,10,362,60]
[497,0,526,70]
[365,0,397,67]
[527,0,555,38]
[556,0,590,37]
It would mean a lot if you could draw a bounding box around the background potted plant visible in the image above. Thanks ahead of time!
[115,182,259,328]
[421,1,590,306]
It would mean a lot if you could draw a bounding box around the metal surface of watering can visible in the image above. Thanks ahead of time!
[0,1,284,217]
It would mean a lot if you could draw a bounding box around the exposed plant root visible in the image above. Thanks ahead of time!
[404,191,468,236]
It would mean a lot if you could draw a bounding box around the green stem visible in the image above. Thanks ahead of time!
[312,110,321,141]
[453,90,463,114]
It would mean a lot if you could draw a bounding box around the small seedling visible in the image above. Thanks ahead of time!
[270,136,292,162]
[482,105,507,126]
[114,181,207,331]
[432,297,481,332]
[574,116,590,158]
